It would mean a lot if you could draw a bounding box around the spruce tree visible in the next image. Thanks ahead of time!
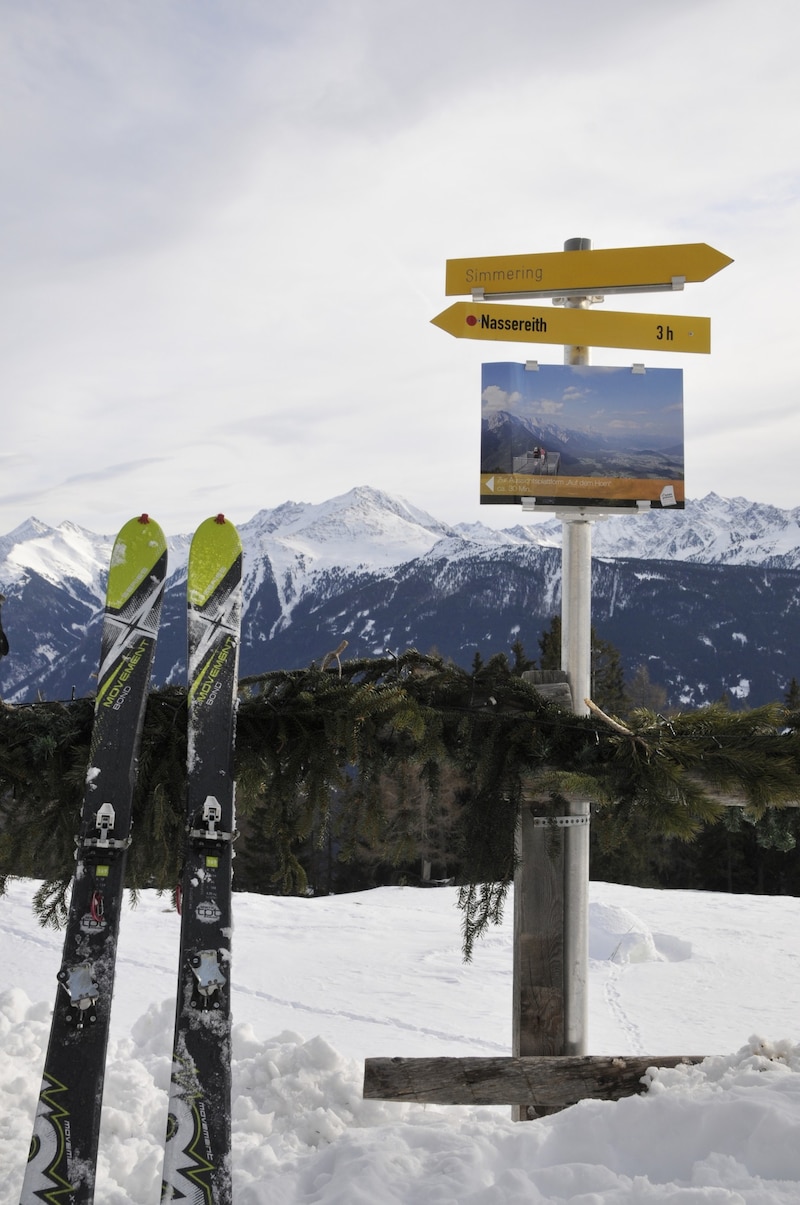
[511,639,535,675]
[537,615,562,671]
[626,664,668,715]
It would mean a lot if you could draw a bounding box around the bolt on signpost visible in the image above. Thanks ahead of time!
[363,235,732,1120]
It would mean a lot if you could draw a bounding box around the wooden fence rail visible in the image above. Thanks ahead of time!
[363,1055,706,1108]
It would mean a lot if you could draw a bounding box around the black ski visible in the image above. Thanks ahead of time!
[21,514,167,1205]
[161,514,242,1205]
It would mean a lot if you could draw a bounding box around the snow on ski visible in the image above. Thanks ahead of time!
[161,514,242,1205]
[20,514,167,1205]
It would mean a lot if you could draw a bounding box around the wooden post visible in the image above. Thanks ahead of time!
[513,672,591,1119]
[512,800,591,1118]
[513,803,564,1059]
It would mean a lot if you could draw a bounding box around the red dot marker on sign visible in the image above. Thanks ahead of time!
[466,314,477,326]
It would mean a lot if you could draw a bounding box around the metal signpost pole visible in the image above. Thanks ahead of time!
[559,237,592,1060]
[561,235,593,718]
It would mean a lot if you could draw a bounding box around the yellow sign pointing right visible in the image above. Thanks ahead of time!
[445,242,733,298]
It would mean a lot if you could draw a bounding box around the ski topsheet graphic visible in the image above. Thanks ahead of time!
[20,514,167,1205]
[161,515,242,1205]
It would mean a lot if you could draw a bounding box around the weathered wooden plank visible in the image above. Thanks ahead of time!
[363,1055,706,1106]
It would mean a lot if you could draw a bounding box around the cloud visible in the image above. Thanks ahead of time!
[482,386,520,413]
[0,460,169,508]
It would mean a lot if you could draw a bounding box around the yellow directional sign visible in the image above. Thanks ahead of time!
[445,243,732,299]
[431,301,710,354]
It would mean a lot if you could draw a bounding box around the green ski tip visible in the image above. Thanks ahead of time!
[188,514,243,607]
[107,514,168,611]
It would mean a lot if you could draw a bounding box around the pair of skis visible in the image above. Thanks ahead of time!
[20,513,242,1205]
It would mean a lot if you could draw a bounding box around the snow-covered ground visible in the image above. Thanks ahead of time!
[3,879,800,1203]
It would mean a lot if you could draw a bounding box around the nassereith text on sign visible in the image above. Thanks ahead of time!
[432,301,710,354]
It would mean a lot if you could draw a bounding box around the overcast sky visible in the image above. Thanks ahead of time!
[1,0,798,537]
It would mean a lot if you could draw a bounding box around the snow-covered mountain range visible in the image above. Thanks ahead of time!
[2,486,800,707]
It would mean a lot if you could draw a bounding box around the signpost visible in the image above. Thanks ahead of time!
[445,241,733,299]
[432,301,710,354]
[364,237,733,1121]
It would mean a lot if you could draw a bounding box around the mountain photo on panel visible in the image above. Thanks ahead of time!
[480,362,685,511]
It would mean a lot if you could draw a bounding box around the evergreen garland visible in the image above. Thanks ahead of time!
[4,650,800,952]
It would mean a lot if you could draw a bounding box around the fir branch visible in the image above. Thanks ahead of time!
[6,654,800,942]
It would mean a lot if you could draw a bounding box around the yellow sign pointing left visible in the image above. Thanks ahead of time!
[431,301,711,354]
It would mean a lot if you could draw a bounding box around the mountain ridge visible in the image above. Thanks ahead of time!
[2,486,800,708]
